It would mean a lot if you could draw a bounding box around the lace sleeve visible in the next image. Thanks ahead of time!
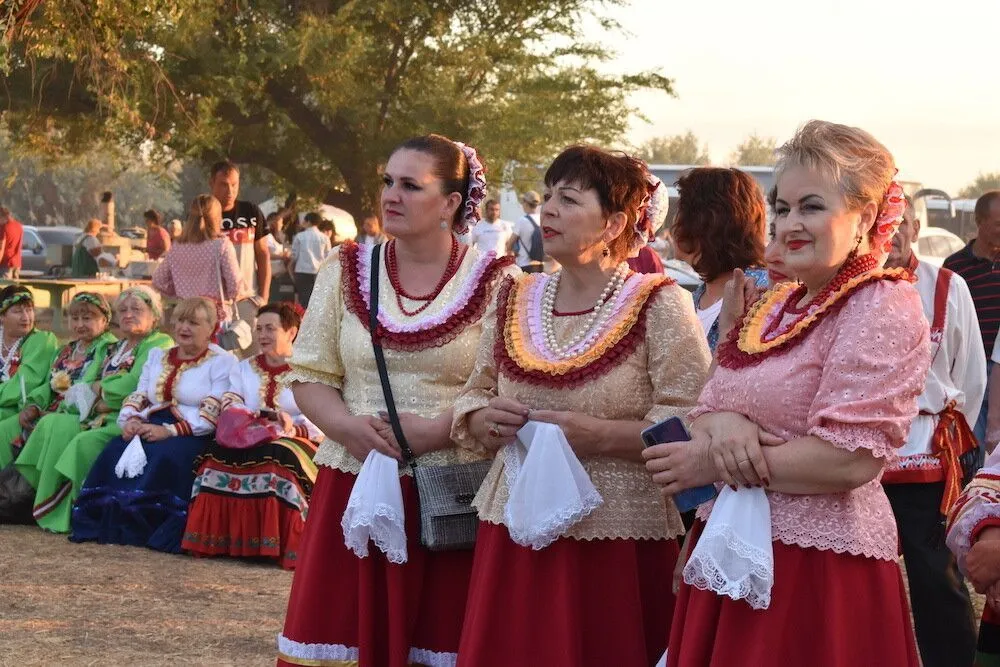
[450,275,514,455]
[643,285,712,425]
[288,250,346,389]
[807,281,931,459]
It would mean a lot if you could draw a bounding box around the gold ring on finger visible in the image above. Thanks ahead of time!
[488,423,501,438]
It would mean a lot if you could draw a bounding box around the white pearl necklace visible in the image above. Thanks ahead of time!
[109,340,137,369]
[540,263,629,359]
[0,328,24,381]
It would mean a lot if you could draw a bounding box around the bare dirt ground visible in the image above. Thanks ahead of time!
[0,525,292,666]
[0,523,987,666]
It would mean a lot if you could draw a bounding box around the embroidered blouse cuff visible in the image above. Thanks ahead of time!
[451,392,493,456]
[287,367,343,391]
[948,504,1000,574]
[972,517,1000,544]
[809,421,895,460]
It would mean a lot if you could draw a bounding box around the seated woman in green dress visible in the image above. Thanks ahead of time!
[0,285,59,470]
[15,286,173,532]
[0,293,117,464]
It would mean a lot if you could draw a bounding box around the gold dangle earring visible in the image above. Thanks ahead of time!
[601,241,610,258]
[847,231,862,261]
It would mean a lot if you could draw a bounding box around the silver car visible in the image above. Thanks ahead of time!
[21,226,82,274]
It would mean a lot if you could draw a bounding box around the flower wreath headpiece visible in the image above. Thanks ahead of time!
[454,141,487,235]
[870,174,906,265]
[0,290,32,315]
[118,285,162,320]
[72,292,112,321]
[627,174,668,257]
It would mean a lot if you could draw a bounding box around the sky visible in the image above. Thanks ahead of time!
[600,0,1000,195]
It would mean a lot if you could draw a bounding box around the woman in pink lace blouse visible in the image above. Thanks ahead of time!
[645,120,931,666]
[153,195,244,324]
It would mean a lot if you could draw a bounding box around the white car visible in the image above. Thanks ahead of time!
[915,226,966,267]
[662,259,701,291]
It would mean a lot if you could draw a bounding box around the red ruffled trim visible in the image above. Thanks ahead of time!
[493,276,669,389]
[252,354,290,408]
[161,346,211,402]
[340,240,515,351]
[716,272,913,370]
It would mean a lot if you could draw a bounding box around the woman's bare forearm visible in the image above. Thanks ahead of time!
[761,436,882,494]
[291,382,349,440]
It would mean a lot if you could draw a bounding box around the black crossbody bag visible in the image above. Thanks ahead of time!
[368,244,490,551]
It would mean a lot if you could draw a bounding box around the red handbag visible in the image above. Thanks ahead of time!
[215,407,282,450]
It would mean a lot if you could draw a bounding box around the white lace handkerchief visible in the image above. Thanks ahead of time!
[341,450,407,564]
[114,435,147,479]
[683,486,774,610]
[503,420,603,550]
[64,383,98,422]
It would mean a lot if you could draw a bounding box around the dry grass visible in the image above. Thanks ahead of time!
[0,524,987,666]
[0,525,292,666]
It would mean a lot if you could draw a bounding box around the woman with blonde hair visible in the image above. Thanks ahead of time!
[645,120,930,665]
[153,195,244,325]
[71,296,235,553]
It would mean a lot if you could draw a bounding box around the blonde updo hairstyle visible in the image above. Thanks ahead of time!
[769,120,896,248]
[172,296,219,332]
[180,194,223,244]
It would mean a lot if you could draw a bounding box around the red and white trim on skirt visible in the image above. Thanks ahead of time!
[277,467,470,667]
[277,637,456,666]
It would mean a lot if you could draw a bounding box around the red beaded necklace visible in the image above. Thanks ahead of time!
[386,236,465,317]
[762,253,878,339]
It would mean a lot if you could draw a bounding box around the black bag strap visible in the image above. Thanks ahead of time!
[368,244,417,467]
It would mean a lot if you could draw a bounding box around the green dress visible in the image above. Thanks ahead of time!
[15,330,173,532]
[0,329,59,470]
[0,332,116,468]
[71,236,99,278]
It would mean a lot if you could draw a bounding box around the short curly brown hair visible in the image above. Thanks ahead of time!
[672,167,766,282]
[544,145,650,262]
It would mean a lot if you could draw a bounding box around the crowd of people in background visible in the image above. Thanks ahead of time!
[4,120,1000,667]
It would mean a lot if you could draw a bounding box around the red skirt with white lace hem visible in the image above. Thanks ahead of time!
[667,520,920,667]
[456,521,679,667]
[277,467,471,667]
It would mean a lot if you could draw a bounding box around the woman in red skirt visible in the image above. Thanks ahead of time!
[277,135,517,666]
[452,146,711,666]
[645,120,930,666]
[183,302,321,569]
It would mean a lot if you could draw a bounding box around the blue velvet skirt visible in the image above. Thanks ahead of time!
[69,410,211,553]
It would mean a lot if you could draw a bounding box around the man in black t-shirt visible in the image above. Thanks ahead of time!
[209,161,271,304]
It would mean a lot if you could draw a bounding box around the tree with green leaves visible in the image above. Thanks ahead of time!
[1,0,673,217]
[635,131,710,165]
[0,136,180,228]
[959,173,1000,200]
[730,134,777,166]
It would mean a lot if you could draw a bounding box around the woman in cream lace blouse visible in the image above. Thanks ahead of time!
[452,146,711,666]
[277,134,517,667]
